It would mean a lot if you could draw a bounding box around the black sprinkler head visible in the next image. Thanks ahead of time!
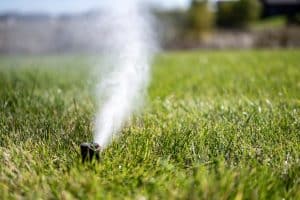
[80,142,101,163]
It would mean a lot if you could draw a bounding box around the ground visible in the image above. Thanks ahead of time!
[0,50,299,199]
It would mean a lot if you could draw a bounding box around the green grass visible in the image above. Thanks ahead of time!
[252,16,286,30]
[0,50,300,199]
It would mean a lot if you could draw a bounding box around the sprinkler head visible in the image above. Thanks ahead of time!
[80,142,101,163]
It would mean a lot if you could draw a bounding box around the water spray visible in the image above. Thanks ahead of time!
[80,0,156,163]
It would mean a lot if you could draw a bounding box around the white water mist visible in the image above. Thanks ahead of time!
[94,0,156,148]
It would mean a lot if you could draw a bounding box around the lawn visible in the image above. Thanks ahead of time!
[0,50,299,199]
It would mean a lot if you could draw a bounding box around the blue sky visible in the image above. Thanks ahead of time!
[0,0,191,14]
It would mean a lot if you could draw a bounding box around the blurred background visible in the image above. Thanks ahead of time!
[0,0,299,54]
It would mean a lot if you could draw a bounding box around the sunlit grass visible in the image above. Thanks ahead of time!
[0,50,299,199]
